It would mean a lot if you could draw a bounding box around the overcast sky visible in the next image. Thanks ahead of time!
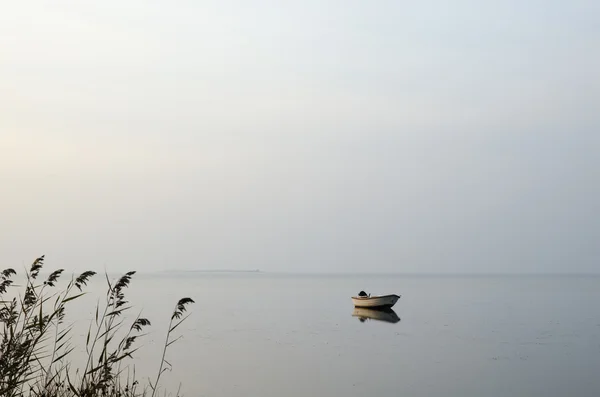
[1,1,598,274]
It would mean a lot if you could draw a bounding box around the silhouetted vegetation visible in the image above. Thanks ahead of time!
[0,256,194,396]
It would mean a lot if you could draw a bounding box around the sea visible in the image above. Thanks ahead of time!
[15,273,600,396]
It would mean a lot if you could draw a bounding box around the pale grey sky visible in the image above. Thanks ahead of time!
[1,1,598,273]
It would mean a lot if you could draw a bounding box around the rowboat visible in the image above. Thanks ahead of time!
[351,291,400,308]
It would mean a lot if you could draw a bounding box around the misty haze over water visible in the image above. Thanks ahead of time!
[2,1,599,396]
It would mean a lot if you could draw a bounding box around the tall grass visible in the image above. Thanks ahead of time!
[0,256,194,397]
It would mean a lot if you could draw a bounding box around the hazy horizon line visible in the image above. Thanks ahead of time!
[22,269,600,278]
[154,270,600,277]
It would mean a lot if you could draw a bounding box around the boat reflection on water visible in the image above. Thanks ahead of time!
[352,307,400,324]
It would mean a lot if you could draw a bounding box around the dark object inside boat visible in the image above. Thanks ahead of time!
[358,291,368,297]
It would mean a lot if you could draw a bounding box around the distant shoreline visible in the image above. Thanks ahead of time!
[162,269,262,273]
[154,271,600,277]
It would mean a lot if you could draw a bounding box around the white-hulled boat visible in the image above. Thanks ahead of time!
[351,291,400,308]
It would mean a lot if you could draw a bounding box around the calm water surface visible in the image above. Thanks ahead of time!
[67,274,600,396]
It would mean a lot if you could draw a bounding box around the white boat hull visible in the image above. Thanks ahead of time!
[351,294,400,308]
